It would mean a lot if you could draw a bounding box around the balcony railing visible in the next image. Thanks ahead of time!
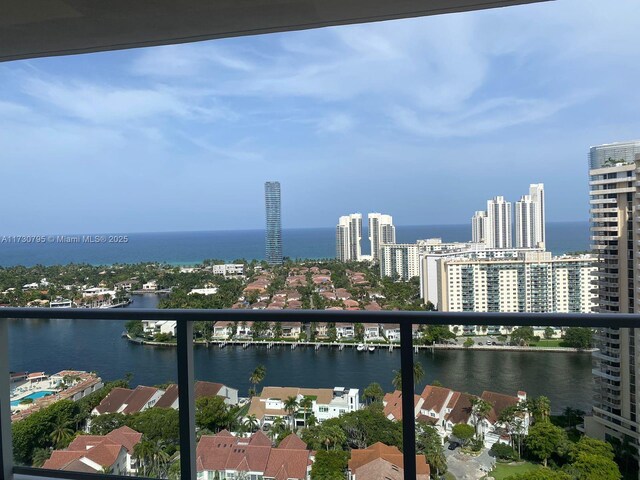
[2,308,640,480]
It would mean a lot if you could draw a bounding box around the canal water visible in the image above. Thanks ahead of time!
[8,294,594,413]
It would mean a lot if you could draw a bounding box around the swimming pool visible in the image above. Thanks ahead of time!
[10,390,56,407]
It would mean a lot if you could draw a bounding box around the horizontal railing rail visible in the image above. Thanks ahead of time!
[2,308,640,480]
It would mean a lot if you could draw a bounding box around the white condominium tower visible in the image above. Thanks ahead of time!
[471,211,487,243]
[584,140,640,456]
[336,214,362,262]
[486,196,512,249]
[368,213,396,261]
[515,184,545,249]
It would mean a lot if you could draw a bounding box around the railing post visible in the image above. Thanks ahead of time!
[0,318,13,480]
[177,320,196,480]
[400,321,417,480]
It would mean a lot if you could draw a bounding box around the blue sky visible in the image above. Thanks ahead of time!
[1,0,639,234]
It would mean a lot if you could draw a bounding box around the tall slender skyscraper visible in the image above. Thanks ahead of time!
[336,214,362,262]
[264,181,282,265]
[516,184,546,249]
[585,141,640,453]
[471,211,487,244]
[515,195,535,248]
[368,213,396,261]
[486,196,512,249]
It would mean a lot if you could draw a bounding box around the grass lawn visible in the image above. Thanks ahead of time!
[531,339,563,348]
[489,461,541,480]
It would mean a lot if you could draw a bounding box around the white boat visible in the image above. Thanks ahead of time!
[356,343,366,352]
[368,345,375,352]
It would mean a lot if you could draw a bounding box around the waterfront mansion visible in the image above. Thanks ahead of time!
[383,384,529,448]
[248,386,360,429]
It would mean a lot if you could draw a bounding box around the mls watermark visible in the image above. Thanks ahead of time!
[0,235,129,244]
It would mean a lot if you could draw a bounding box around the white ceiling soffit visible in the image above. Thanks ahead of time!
[0,0,550,62]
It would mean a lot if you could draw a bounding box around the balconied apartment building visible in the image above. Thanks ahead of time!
[336,214,363,262]
[585,141,640,454]
[368,213,396,262]
[379,243,421,281]
[434,251,596,335]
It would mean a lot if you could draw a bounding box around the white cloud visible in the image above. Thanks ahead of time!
[317,113,354,133]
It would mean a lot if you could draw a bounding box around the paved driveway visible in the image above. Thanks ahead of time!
[444,444,496,480]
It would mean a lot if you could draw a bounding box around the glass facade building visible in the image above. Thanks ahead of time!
[265,181,282,265]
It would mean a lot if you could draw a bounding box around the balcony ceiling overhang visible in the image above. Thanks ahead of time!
[1,0,549,62]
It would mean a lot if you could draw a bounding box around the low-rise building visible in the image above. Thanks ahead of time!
[384,384,529,448]
[348,443,429,480]
[155,381,239,407]
[212,264,245,277]
[43,426,142,475]
[92,386,163,416]
[248,386,359,428]
[196,431,313,480]
[142,320,177,337]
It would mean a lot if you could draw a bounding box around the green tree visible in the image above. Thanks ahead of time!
[283,396,299,431]
[354,323,365,342]
[299,396,313,427]
[89,412,127,435]
[195,396,234,433]
[525,422,567,467]
[49,415,74,449]
[470,396,493,437]
[568,453,621,480]
[416,424,447,475]
[451,423,475,445]
[569,437,615,462]
[392,363,425,391]
[544,327,555,340]
[562,327,593,349]
[127,408,180,453]
[363,382,384,405]
[310,450,349,479]
[421,325,456,345]
[463,338,474,348]
[249,364,266,397]
[529,396,552,423]
[31,448,52,468]
[511,326,536,346]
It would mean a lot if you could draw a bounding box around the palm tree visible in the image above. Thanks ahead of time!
[243,415,259,433]
[528,396,551,423]
[268,417,287,441]
[133,439,155,477]
[49,416,74,449]
[392,363,425,391]
[283,396,299,431]
[31,448,52,468]
[470,397,493,438]
[299,396,313,427]
[249,365,266,397]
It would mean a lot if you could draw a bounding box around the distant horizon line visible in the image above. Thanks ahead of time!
[1,220,588,238]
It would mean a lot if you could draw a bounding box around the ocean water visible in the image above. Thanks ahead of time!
[0,221,588,267]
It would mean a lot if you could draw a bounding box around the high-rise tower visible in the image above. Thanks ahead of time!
[336,214,362,262]
[486,196,512,249]
[471,211,487,244]
[265,181,282,265]
[585,141,640,454]
[368,213,396,261]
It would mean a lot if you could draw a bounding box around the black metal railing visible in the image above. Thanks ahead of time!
[2,308,640,480]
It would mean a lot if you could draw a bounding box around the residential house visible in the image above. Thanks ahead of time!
[92,386,163,416]
[155,381,239,408]
[196,431,313,480]
[382,324,401,342]
[43,426,142,475]
[383,391,423,421]
[142,320,177,337]
[248,386,359,428]
[347,443,429,480]
[336,324,355,338]
[142,281,158,291]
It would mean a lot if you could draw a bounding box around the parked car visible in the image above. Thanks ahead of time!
[448,442,461,450]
